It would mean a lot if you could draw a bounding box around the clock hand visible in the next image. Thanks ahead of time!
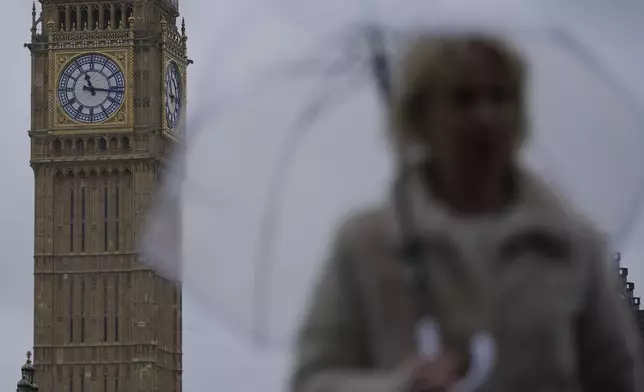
[83,86,124,93]
[95,87,124,93]
[82,85,97,96]
[84,73,94,88]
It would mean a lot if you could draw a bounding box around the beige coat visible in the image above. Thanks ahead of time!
[290,166,643,392]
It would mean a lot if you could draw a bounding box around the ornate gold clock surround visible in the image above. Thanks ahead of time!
[49,48,134,131]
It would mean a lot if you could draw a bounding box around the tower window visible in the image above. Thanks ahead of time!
[80,6,89,30]
[92,6,100,30]
[115,275,119,342]
[81,279,85,342]
[110,137,118,151]
[103,277,108,342]
[115,6,123,28]
[70,189,74,252]
[99,138,107,151]
[58,7,66,31]
[115,186,120,251]
[103,187,108,251]
[122,137,130,150]
[76,139,84,154]
[102,7,110,29]
[69,276,74,343]
[69,372,74,392]
[81,188,86,252]
[70,6,78,30]
[54,139,62,154]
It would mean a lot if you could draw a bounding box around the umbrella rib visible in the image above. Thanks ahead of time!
[250,26,390,347]
[250,74,369,347]
[549,27,644,245]
[182,31,365,147]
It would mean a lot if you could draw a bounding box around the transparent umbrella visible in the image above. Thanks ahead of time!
[141,0,644,352]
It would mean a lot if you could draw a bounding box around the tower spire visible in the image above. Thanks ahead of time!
[17,351,38,392]
[30,2,37,36]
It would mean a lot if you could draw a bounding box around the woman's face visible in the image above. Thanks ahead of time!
[422,45,521,175]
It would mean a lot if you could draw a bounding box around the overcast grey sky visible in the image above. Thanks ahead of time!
[2,1,644,392]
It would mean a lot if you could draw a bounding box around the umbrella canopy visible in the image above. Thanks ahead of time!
[141,0,644,352]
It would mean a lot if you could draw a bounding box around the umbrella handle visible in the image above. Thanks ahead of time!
[415,317,496,392]
[452,331,496,392]
[415,317,442,359]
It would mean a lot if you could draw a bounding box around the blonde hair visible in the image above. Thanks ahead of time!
[390,34,529,150]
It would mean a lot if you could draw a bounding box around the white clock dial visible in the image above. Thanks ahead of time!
[165,61,182,130]
[58,53,126,123]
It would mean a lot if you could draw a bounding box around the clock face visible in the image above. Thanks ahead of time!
[165,61,182,130]
[57,53,126,123]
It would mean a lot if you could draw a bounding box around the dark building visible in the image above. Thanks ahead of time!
[15,352,38,392]
[615,253,644,341]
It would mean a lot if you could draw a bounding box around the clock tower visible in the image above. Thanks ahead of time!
[25,1,187,392]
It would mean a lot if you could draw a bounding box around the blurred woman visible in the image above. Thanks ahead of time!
[290,34,643,392]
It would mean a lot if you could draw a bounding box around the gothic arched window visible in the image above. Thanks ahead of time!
[102,7,110,29]
[58,7,66,31]
[81,186,86,252]
[69,275,74,342]
[115,6,123,28]
[91,5,100,30]
[75,139,84,154]
[80,279,86,342]
[69,6,78,30]
[80,6,89,30]
[64,139,73,154]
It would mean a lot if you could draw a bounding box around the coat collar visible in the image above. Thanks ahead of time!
[382,162,592,254]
